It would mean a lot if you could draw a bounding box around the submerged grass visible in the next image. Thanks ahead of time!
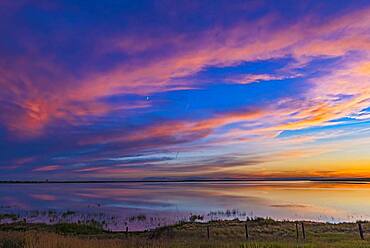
[0,219,369,247]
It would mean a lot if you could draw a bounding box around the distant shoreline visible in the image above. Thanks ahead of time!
[0,178,369,184]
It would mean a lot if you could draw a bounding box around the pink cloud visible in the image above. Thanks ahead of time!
[1,5,369,140]
[33,165,61,172]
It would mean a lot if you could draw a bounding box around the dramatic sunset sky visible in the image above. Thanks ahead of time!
[1,1,370,180]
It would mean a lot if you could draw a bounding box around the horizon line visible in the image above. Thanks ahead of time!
[0,177,369,184]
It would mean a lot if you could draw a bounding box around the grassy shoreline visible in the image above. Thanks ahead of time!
[0,219,369,247]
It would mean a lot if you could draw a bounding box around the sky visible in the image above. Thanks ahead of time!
[0,0,370,180]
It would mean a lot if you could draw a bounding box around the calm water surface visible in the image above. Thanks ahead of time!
[0,181,369,231]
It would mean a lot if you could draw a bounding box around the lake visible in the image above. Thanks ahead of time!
[0,181,369,231]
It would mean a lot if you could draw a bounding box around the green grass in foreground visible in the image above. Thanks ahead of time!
[0,219,369,248]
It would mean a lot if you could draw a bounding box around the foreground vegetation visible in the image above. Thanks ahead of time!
[0,219,369,248]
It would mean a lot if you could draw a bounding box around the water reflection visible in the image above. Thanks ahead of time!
[0,181,369,231]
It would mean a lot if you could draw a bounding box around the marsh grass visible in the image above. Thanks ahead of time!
[0,219,369,248]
